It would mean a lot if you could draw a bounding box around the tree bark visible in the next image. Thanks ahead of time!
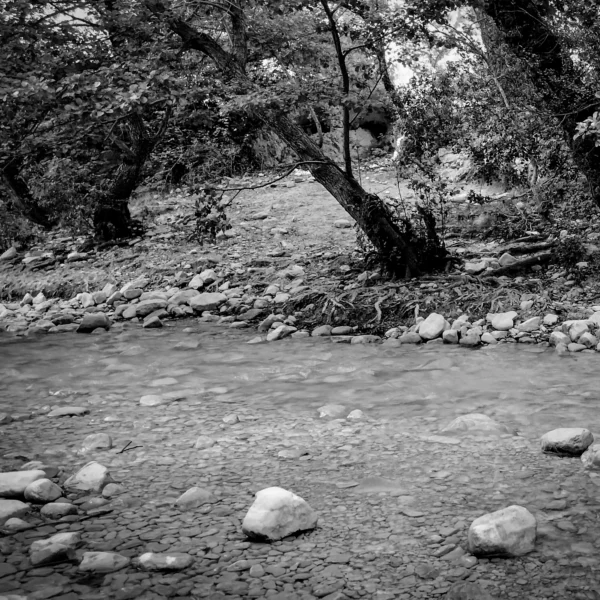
[1,159,53,228]
[94,109,170,240]
[477,0,600,207]
[145,0,439,275]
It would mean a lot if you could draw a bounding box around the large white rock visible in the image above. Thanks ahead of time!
[549,331,570,346]
[568,321,590,342]
[266,325,296,341]
[0,470,45,498]
[188,274,205,290]
[488,311,517,331]
[189,293,227,312]
[517,317,541,332]
[418,313,446,341]
[23,479,62,503]
[242,487,318,541]
[30,532,81,566]
[169,289,201,306]
[63,461,111,493]
[468,505,536,557]
[0,499,30,524]
[441,413,510,435]
[79,551,130,573]
[541,428,594,456]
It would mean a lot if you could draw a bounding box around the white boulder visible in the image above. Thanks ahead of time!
[468,505,536,557]
[488,311,517,331]
[30,532,81,566]
[0,499,30,524]
[23,479,62,503]
[63,461,111,493]
[242,486,318,541]
[418,313,446,341]
[0,470,45,498]
[541,428,594,456]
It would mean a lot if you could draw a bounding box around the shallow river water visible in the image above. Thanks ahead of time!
[1,324,599,437]
[1,324,600,600]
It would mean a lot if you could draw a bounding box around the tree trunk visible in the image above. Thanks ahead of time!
[477,0,600,206]
[258,106,423,275]
[94,110,169,240]
[1,159,53,228]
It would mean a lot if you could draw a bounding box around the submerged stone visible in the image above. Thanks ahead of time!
[541,428,593,456]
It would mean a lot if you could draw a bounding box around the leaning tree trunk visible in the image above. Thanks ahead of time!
[477,0,600,207]
[146,0,428,276]
[1,159,53,228]
[259,107,423,275]
[94,110,169,240]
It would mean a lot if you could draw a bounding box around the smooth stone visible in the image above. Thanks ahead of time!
[266,324,297,341]
[137,552,194,571]
[80,433,113,453]
[175,487,216,511]
[3,517,33,532]
[0,499,30,524]
[24,479,63,503]
[143,316,163,328]
[30,532,80,566]
[242,486,318,542]
[468,505,536,557]
[40,502,78,520]
[350,335,380,344]
[443,329,459,344]
[517,316,541,332]
[418,312,446,340]
[541,428,594,456]
[581,444,600,470]
[79,551,130,573]
[76,312,110,333]
[489,311,517,331]
[194,436,216,450]
[549,331,570,346]
[136,299,167,318]
[102,483,125,498]
[441,413,510,435]
[63,461,111,493]
[312,325,332,337]
[189,293,227,312]
[400,332,422,344]
[0,470,45,498]
[139,394,168,406]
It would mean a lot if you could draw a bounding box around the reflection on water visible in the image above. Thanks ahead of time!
[1,324,598,438]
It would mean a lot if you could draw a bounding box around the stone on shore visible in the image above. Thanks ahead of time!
[443,329,459,344]
[549,331,570,346]
[143,315,163,328]
[41,502,78,520]
[175,487,216,511]
[3,517,33,532]
[79,551,130,573]
[80,433,113,453]
[400,332,422,344]
[418,313,446,340]
[541,428,594,456]
[517,316,541,332]
[242,486,318,542]
[0,470,45,498]
[581,444,600,470]
[488,311,517,331]
[317,404,347,418]
[266,325,296,341]
[137,552,194,571]
[189,292,227,312]
[442,413,510,435]
[312,325,332,337]
[0,499,30,524]
[169,289,200,306]
[136,299,167,318]
[23,479,62,503]
[0,247,17,261]
[76,312,110,333]
[30,532,80,566]
[63,461,111,493]
[468,505,536,557]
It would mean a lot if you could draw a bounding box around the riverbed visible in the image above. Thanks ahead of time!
[1,324,599,599]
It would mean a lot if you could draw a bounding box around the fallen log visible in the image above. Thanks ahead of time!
[483,251,553,277]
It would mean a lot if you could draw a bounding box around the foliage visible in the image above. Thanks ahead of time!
[190,187,231,245]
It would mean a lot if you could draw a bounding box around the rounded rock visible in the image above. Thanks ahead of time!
[24,479,62,503]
